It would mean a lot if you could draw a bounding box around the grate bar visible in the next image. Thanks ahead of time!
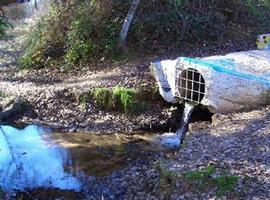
[177,68,205,103]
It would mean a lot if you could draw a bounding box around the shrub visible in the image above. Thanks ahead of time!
[20,0,270,69]
[65,4,95,65]
[20,0,123,69]
[65,0,122,65]
[20,5,67,69]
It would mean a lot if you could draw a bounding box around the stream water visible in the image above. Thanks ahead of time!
[0,104,195,198]
[156,103,195,149]
[0,125,80,193]
[0,125,158,198]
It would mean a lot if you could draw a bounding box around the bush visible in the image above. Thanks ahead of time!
[20,5,67,69]
[20,0,123,69]
[20,0,270,69]
[129,0,270,50]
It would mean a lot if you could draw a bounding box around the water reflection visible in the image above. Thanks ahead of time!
[0,125,162,198]
[0,125,80,192]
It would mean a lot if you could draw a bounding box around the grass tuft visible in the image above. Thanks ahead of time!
[88,87,149,114]
[213,175,239,196]
[155,163,239,197]
[184,165,215,181]
[92,87,113,109]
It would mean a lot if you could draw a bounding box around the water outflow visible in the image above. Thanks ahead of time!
[0,125,81,192]
[176,103,195,143]
[157,103,195,149]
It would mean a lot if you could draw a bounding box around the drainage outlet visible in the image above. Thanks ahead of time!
[177,68,205,103]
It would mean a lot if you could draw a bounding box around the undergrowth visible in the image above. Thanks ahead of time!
[156,162,239,197]
[20,0,270,69]
[80,87,149,114]
[183,165,239,196]
[0,10,12,39]
[0,91,7,98]
[20,5,66,69]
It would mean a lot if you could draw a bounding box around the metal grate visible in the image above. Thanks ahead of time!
[176,68,205,103]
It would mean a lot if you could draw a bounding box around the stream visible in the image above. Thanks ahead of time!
[0,125,161,199]
[0,105,195,199]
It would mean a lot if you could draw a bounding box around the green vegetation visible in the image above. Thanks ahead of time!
[156,162,239,197]
[0,11,12,39]
[79,87,149,114]
[0,91,7,98]
[20,5,66,69]
[213,175,239,196]
[91,87,114,110]
[20,0,122,69]
[184,165,216,181]
[64,2,119,66]
[20,0,270,69]
[183,166,239,196]
[111,87,137,112]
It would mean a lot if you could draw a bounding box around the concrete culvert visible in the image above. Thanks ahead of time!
[150,50,270,114]
[150,49,270,148]
[177,68,205,103]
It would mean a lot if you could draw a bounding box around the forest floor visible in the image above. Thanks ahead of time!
[0,20,269,199]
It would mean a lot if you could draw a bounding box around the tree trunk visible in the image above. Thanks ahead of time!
[118,0,140,53]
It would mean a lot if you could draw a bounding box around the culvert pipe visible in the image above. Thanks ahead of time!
[151,50,270,114]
